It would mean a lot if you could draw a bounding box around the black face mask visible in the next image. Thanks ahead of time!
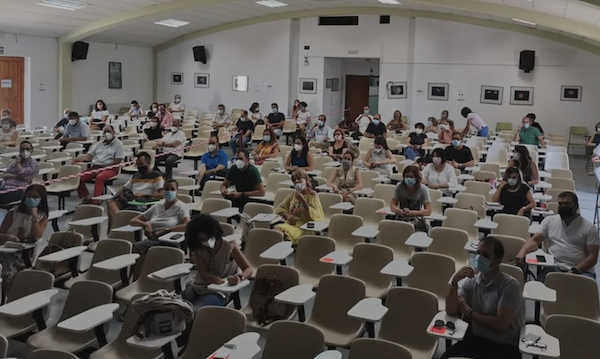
[558,206,575,219]
[137,165,148,174]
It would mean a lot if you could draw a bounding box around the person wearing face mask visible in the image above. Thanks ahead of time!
[143,116,164,141]
[229,110,255,154]
[275,169,325,244]
[390,166,432,227]
[291,99,301,118]
[197,136,229,188]
[309,115,334,150]
[211,104,231,129]
[517,191,599,280]
[294,101,311,133]
[507,145,539,186]
[461,107,489,138]
[425,116,439,134]
[336,113,359,134]
[363,136,395,178]
[443,236,525,359]
[127,100,145,118]
[327,152,363,203]
[0,141,40,205]
[491,166,534,217]
[404,122,429,160]
[514,116,545,148]
[168,94,185,113]
[285,137,314,172]
[526,113,543,134]
[153,118,186,180]
[421,148,458,196]
[89,99,110,130]
[445,132,475,170]
[130,179,191,257]
[364,114,388,139]
[60,112,90,145]
[52,108,72,139]
[156,104,174,130]
[355,106,374,136]
[248,102,263,123]
[328,129,349,161]
[437,119,454,145]
[107,152,164,228]
[387,110,407,132]
[148,102,160,117]
[265,103,285,136]
[220,149,265,210]
[73,125,124,203]
[440,109,450,123]
[0,117,17,144]
[252,127,280,166]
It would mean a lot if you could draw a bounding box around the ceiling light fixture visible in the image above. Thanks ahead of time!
[378,0,402,4]
[256,1,289,8]
[512,18,536,26]
[36,0,89,11]
[154,19,191,28]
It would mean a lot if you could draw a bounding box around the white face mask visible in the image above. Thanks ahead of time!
[152,107,158,112]
[174,98,181,104]
[104,132,114,141]
[20,150,31,159]
[235,159,245,169]
[69,119,77,126]
[294,144,303,152]
[171,126,179,133]
[374,147,383,154]
[208,144,217,152]
[1,124,10,130]
[334,135,342,141]
[217,109,224,115]
[294,180,306,192]
[201,237,216,249]
[415,128,423,135]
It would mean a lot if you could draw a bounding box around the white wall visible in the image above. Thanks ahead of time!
[323,57,343,125]
[157,20,292,116]
[71,42,153,115]
[0,33,58,127]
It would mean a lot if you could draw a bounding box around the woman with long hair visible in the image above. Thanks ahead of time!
[507,145,539,185]
[491,166,535,217]
[363,136,395,177]
[390,165,432,222]
[284,136,314,171]
[252,127,280,165]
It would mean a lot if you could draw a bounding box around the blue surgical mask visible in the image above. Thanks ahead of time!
[364,110,370,115]
[25,197,41,209]
[452,139,461,148]
[475,254,492,274]
[164,190,177,202]
[373,119,380,126]
[263,135,271,143]
[317,120,324,127]
[404,177,416,186]
[523,123,530,130]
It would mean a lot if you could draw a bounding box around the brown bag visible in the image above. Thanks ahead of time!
[34,230,83,278]
[250,274,288,326]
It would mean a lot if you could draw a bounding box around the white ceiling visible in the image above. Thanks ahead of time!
[1,0,600,47]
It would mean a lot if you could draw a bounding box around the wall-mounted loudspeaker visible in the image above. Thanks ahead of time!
[71,41,89,62]
[193,46,207,64]
[519,50,535,73]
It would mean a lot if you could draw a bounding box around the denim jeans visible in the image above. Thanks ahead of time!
[539,265,596,282]
[178,287,228,347]
[404,147,422,160]
[229,135,251,155]
[477,126,489,138]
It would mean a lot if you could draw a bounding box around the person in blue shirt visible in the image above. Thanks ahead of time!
[197,136,228,189]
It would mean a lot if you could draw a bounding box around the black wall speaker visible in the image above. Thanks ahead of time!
[519,50,535,73]
[71,41,89,62]
[193,46,207,64]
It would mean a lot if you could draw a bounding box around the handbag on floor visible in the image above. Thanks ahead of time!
[132,289,194,338]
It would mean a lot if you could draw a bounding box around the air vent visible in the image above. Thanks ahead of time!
[380,15,390,24]
[319,16,359,26]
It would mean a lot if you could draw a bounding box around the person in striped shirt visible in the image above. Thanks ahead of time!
[0,141,40,205]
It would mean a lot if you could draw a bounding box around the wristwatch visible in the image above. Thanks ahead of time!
[571,267,581,274]
[448,281,459,289]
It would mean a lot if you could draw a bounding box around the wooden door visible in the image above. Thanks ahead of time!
[0,57,25,124]
[344,75,370,121]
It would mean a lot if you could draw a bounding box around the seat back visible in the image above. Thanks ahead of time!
[29,350,79,359]
[327,214,363,252]
[429,227,469,269]
[348,243,393,297]
[544,152,569,170]
[0,335,6,358]
[243,202,274,217]
[86,239,132,284]
[491,213,530,240]
[486,148,508,167]
[377,220,414,261]
[492,234,526,264]
[60,280,113,321]
[360,170,381,190]
[546,177,575,191]
[353,197,385,227]
[442,208,479,241]
[548,168,573,179]
[348,338,412,359]
[313,156,333,172]
[273,188,295,208]
[373,184,396,207]
[243,229,283,270]
[202,198,232,216]
[259,162,281,178]
[69,204,105,241]
[543,273,600,322]
[428,189,443,216]
[136,247,185,292]
[317,192,343,220]
[263,321,325,359]
[464,180,492,201]
[545,314,600,359]
[108,210,141,240]
[408,252,455,309]
[5,270,54,332]
[455,193,486,219]
[201,180,223,201]
[472,170,496,183]
[293,235,335,286]
[54,165,82,189]
[172,176,195,187]
[266,173,292,192]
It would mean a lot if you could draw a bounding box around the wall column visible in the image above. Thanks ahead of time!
[57,40,72,111]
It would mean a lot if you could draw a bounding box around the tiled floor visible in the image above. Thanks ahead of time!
[3,151,599,359]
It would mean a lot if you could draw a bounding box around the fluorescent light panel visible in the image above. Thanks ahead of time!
[36,0,88,11]
[155,19,191,28]
[256,1,289,8]
[379,0,402,4]
[512,18,536,26]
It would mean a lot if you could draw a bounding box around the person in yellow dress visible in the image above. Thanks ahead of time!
[275,169,324,244]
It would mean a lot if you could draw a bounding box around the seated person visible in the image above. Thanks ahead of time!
[292,99,301,118]
[443,236,525,359]
[491,166,535,217]
[404,122,428,160]
[328,129,348,161]
[73,125,124,204]
[390,165,432,225]
[107,151,164,226]
[422,148,458,196]
[0,141,40,205]
[252,127,280,166]
[514,115,545,148]
[128,100,145,117]
[425,117,439,133]
[336,115,359,134]
[294,101,311,132]
[156,104,174,130]
[440,109,450,123]
[585,121,600,148]
[153,118,186,180]
[198,136,228,188]
[52,108,71,139]
[0,117,17,144]
[144,116,164,141]
[309,115,333,151]
[248,102,263,123]
[275,169,325,244]
[266,103,285,136]
[438,119,454,145]
[60,111,90,145]
[229,110,254,155]
[445,131,475,170]
[363,136,395,178]
[89,99,110,130]
[364,113,388,139]
[212,104,231,129]
[220,149,265,210]
[149,102,159,117]
[355,106,374,135]
[130,179,190,256]
[517,191,599,279]
[168,94,185,113]
[327,151,363,203]
[508,145,539,186]
[387,110,407,132]
[0,184,49,292]
[285,136,314,172]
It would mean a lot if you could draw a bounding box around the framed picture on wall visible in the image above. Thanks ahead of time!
[326,79,333,89]
[480,85,503,105]
[510,86,534,105]
[387,82,407,99]
[232,75,249,92]
[332,78,339,92]
[108,62,122,89]
[300,78,317,94]
[171,72,183,85]
[561,86,582,101]
[427,83,449,101]
[194,73,210,88]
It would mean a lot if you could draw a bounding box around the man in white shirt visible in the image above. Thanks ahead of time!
[517,191,599,280]
[355,105,374,135]
[212,104,231,128]
[295,101,311,132]
[73,125,124,203]
[128,100,145,117]
[309,115,333,150]
[153,118,187,179]
[168,94,185,113]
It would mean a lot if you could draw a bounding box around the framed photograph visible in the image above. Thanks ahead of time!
[561,86,582,101]
[480,85,503,105]
[326,78,333,89]
[171,72,183,85]
[332,78,339,92]
[300,78,317,94]
[194,73,209,88]
[427,83,449,101]
[387,81,407,99]
[232,75,248,92]
[510,86,534,105]
[108,62,122,89]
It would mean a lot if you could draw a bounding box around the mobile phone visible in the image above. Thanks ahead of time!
[171,233,183,239]
[307,222,315,228]
[521,333,541,344]
[535,255,546,263]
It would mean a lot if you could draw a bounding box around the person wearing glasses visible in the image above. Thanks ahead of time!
[442,236,525,359]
